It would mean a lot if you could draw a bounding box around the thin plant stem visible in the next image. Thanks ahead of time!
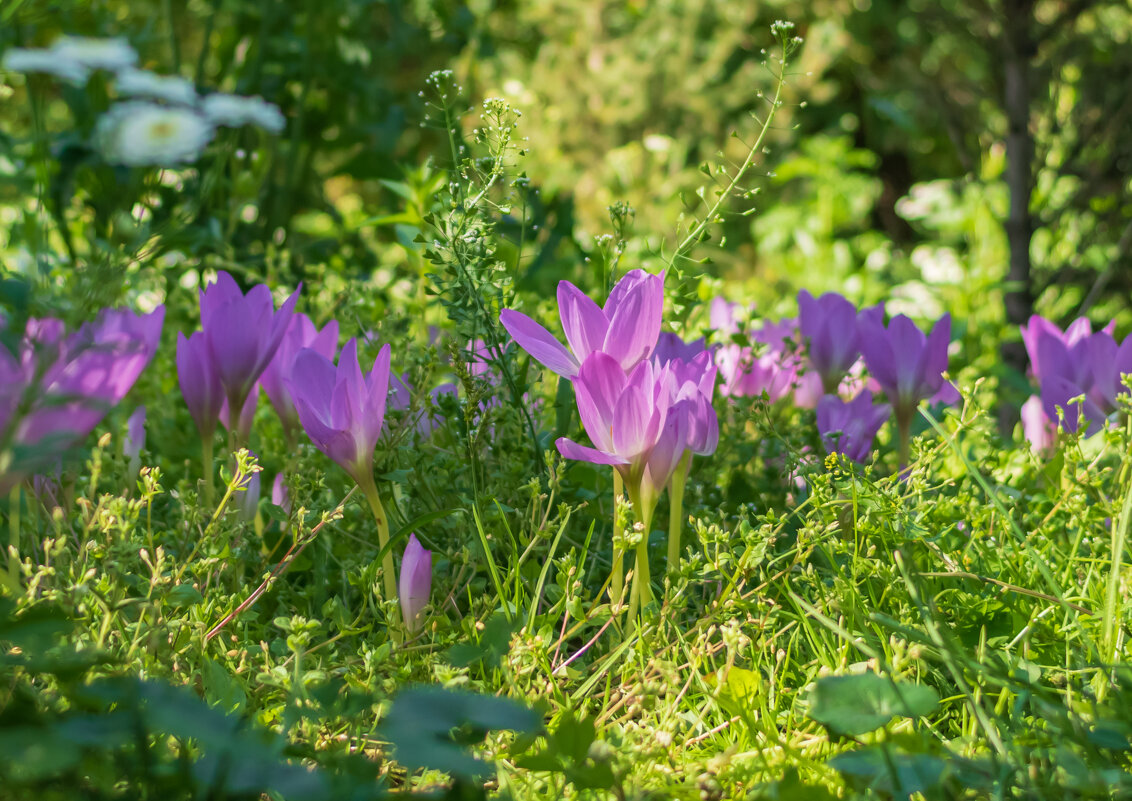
[667,455,691,573]
[1102,448,1132,695]
[610,470,624,607]
[7,485,20,590]
[625,490,655,622]
[359,473,400,639]
[202,437,215,505]
[896,409,912,470]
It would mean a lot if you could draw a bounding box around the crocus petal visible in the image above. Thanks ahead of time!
[399,534,432,633]
[1021,394,1055,452]
[611,384,651,458]
[555,437,628,465]
[500,309,579,377]
[557,282,609,362]
[177,331,222,438]
[603,281,662,370]
[888,315,928,401]
[574,352,626,451]
[124,405,146,461]
[859,316,897,394]
[365,343,393,444]
[287,348,338,430]
[1041,375,1105,435]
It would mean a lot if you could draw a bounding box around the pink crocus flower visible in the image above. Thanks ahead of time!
[285,338,391,489]
[260,313,339,439]
[499,269,664,379]
[399,534,432,633]
[198,271,300,426]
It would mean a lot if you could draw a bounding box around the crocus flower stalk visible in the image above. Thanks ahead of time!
[286,338,399,609]
[859,313,958,467]
[237,450,261,523]
[399,534,432,633]
[199,271,299,447]
[499,269,664,379]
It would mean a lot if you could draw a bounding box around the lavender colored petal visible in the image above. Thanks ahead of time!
[556,437,628,465]
[499,309,579,377]
[177,331,222,438]
[558,281,608,362]
[603,281,662,370]
[399,534,432,633]
[364,343,393,444]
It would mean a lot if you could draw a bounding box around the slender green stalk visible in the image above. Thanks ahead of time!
[610,470,624,607]
[1103,456,1132,689]
[896,410,912,470]
[7,485,20,590]
[359,474,399,624]
[202,437,215,505]
[667,455,691,573]
[625,490,656,623]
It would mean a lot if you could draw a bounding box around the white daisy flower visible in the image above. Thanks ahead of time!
[2,47,89,85]
[50,36,137,73]
[201,93,285,133]
[116,68,197,106]
[95,102,214,166]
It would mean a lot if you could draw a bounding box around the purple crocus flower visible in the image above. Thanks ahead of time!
[399,533,432,633]
[859,313,959,422]
[1021,314,1113,383]
[1036,329,1130,435]
[556,353,680,506]
[260,313,339,438]
[716,318,802,402]
[1079,330,1132,416]
[1021,395,1057,452]
[798,290,884,393]
[652,332,708,367]
[124,405,146,462]
[285,337,391,488]
[271,472,290,513]
[816,391,891,463]
[499,269,664,378]
[664,353,719,465]
[15,307,164,450]
[1,307,164,492]
[709,297,754,335]
[389,371,459,437]
[177,331,224,440]
[199,271,300,424]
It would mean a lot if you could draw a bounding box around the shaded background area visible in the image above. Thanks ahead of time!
[2,0,1131,422]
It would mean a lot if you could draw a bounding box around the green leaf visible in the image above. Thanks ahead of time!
[714,666,762,721]
[808,673,939,736]
[165,584,205,607]
[380,686,541,779]
[828,747,947,799]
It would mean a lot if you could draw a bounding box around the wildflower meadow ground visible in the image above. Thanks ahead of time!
[3,6,1132,801]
